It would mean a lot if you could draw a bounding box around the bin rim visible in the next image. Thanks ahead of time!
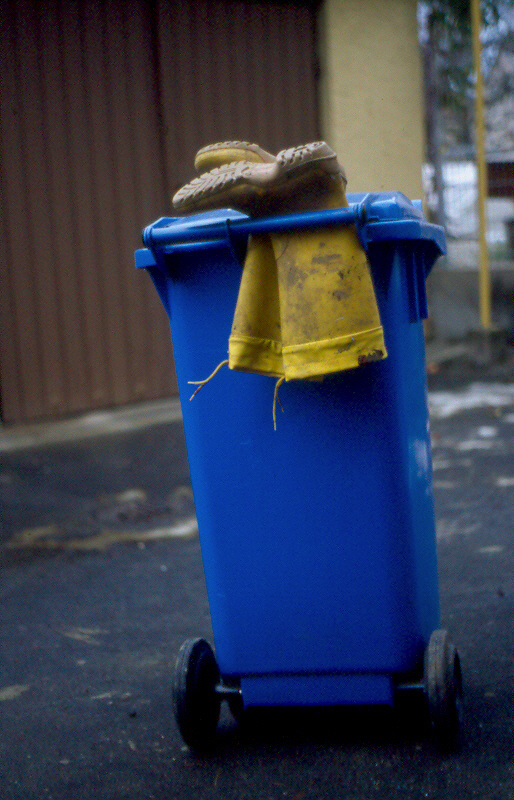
[139,191,446,263]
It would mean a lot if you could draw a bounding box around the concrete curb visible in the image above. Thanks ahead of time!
[0,398,183,453]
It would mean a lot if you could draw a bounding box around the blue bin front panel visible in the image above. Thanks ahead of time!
[161,235,440,683]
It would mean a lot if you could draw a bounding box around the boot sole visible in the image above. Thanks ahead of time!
[174,142,346,213]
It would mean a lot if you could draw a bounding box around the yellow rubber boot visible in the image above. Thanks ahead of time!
[272,225,387,380]
[189,142,284,380]
[196,144,284,377]
[184,143,387,417]
[228,233,283,376]
[266,171,387,380]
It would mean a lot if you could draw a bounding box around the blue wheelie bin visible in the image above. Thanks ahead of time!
[135,192,462,751]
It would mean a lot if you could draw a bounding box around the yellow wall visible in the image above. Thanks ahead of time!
[319,0,424,200]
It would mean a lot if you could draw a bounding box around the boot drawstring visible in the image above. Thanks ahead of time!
[273,377,285,431]
[188,360,229,401]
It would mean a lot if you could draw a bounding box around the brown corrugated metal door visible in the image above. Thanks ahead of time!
[0,0,320,424]
[156,0,321,193]
[0,0,175,424]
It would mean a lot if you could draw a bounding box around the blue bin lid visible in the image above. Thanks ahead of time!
[137,191,446,272]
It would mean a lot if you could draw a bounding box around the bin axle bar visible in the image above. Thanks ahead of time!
[214,683,241,698]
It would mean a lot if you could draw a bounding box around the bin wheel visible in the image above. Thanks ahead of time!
[173,638,221,750]
[424,629,463,751]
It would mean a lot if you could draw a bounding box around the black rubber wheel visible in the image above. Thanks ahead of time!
[173,638,221,750]
[424,629,463,751]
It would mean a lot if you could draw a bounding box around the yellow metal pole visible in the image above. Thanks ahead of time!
[471,0,491,331]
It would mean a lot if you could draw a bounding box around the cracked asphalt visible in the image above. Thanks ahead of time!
[1,363,513,800]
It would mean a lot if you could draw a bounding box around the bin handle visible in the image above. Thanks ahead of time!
[228,206,362,239]
[142,194,445,264]
[143,206,363,250]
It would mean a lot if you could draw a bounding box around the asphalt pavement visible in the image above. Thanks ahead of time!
[1,346,513,800]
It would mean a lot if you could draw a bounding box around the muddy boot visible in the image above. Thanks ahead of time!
[182,142,387,422]
[192,141,284,378]
[266,166,387,379]
[172,142,346,216]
